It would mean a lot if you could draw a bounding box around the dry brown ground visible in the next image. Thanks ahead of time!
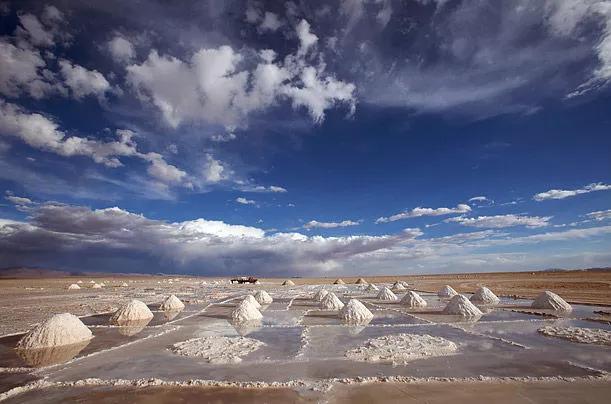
[263,270,611,306]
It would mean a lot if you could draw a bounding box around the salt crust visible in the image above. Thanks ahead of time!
[345,333,457,365]
[320,292,345,310]
[538,326,611,346]
[438,285,457,298]
[110,299,154,325]
[17,313,93,349]
[401,291,427,308]
[377,287,398,301]
[171,335,265,363]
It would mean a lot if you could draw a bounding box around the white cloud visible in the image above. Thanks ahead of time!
[59,59,111,99]
[468,196,489,203]
[260,12,283,32]
[0,39,54,99]
[202,154,227,183]
[5,195,32,205]
[239,184,288,193]
[445,214,551,228]
[236,197,256,205]
[533,182,611,201]
[304,219,361,229]
[16,13,55,47]
[376,204,471,223]
[586,209,611,221]
[126,20,355,128]
[107,35,135,63]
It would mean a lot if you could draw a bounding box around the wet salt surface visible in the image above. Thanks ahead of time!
[2,285,610,400]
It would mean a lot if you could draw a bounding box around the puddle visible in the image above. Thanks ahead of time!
[0,372,38,395]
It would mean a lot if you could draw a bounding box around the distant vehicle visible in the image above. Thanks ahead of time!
[230,276,258,284]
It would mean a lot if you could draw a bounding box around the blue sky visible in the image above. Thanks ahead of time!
[0,0,610,276]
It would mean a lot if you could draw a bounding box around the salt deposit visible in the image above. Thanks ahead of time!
[89,280,95,284]
[67,284,80,290]
[319,292,345,310]
[254,290,273,304]
[470,286,500,304]
[171,335,265,364]
[401,291,427,308]
[110,299,154,325]
[355,278,368,284]
[334,278,345,285]
[282,280,295,286]
[77,281,83,284]
[438,285,458,298]
[159,295,185,311]
[366,284,379,292]
[242,294,262,309]
[120,282,129,287]
[92,283,102,289]
[538,326,611,346]
[392,282,407,292]
[377,287,398,301]
[399,281,410,288]
[531,291,572,311]
[17,313,93,349]
[345,333,457,365]
[442,294,483,317]
[313,289,329,301]
[231,299,263,323]
[339,299,374,324]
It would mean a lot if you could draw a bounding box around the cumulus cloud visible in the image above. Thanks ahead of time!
[236,197,256,205]
[445,214,551,228]
[259,12,283,32]
[533,182,611,201]
[126,20,355,129]
[303,219,361,229]
[59,59,111,99]
[107,35,135,63]
[0,39,54,99]
[5,195,33,205]
[376,204,471,223]
[239,184,287,193]
[0,202,422,275]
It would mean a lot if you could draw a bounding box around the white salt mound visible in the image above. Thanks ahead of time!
[77,281,83,284]
[345,333,457,365]
[110,299,154,325]
[120,282,129,287]
[438,285,457,298]
[401,291,427,308]
[531,291,572,311]
[314,289,329,301]
[377,287,398,301]
[92,283,102,289]
[171,335,264,364]
[282,280,295,286]
[366,284,379,292]
[538,326,611,346]
[340,299,374,324]
[320,292,345,310]
[470,286,500,304]
[17,313,93,349]
[159,295,185,311]
[254,290,273,304]
[392,282,406,291]
[443,294,483,317]
[67,284,80,290]
[400,281,410,288]
[231,299,263,323]
[355,278,368,285]
[243,294,262,309]
[334,279,345,285]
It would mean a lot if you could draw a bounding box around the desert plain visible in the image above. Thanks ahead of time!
[0,269,609,403]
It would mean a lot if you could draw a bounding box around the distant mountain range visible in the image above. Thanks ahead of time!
[0,266,153,278]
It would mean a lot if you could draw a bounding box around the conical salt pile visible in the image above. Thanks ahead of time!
[89,280,95,284]
[159,295,185,311]
[470,286,500,305]
[392,282,407,292]
[243,295,262,309]
[320,292,345,310]
[254,290,273,304]
[77,281,83,284]
[17,313,93,349]
[68,284,80,290]
[400,281,410,288]
[282,280,295,286]
[401,291,427,308]
[92,283,102,289]
[531,291,572,311]
[314,289,329,301]
[438,285,457,298]
[442,294,483,317]
[366,284,379,292]
[377,287,398,301]
[355,278,368,285]
[340,299,374,324]
[110,299,154,325]
[120,282,129,287]
[334,279,345,285]
[231,299,263,323]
